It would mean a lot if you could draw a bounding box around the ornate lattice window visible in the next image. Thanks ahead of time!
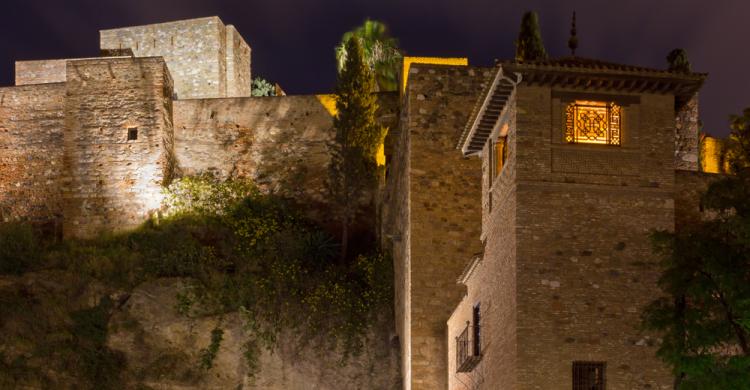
[565,101,621,145]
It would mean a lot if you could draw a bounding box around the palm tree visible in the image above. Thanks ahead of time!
[335,19,403,92]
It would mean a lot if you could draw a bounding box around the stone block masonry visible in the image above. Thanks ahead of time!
[62,57,175,238]
[0,83,66,224]
[100,16,251,99]
[173,93,398,224]
[383,64,491,390]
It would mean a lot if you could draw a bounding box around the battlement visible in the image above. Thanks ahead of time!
[100,16,251,99]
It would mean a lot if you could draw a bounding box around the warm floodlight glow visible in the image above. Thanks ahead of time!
[701,136,724,173]
[565,100,621,145]
[315,94,338,117]
[401,57,469,94]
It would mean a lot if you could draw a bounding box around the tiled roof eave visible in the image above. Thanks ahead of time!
[458,66,521,156]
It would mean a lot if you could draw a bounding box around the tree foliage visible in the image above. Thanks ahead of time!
[329,38,385,261]
[251,77,276,97]
[335,19,403,92]
[643,108,750,389]
[668,49,692,73]
[515,11,548,62]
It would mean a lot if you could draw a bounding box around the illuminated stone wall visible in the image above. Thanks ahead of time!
[100,17,251,99]
[449,85,681,389]
[173,93,398,224]
[382,64,489,390]
[0,83,66,224]
[14,59,68,85]
[225,25,252,98]
[62,57,174,238]
[448,95,519,390]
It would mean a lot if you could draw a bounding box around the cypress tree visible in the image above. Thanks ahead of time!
[328,37,385,262]
[515,11,548,62]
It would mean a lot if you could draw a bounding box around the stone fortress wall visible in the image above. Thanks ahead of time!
[173,94,398,222]
[0,16,397,238]
[0,83,66,225]
[61,57,175,238]
[100,17,251,99]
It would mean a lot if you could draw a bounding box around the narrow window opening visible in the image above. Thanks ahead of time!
[572,361,606,390]
[127,127,138,141]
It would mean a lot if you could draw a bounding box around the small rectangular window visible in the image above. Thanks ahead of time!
[127,127,138,141]
[573,361,606,390]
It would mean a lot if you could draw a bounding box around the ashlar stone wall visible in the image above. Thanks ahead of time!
[383,64,490,390]
[62,57,174,238]
[100,17,251,99]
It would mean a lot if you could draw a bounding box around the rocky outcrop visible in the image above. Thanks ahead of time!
[0,274,401,389]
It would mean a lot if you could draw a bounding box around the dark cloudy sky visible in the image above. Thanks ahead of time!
[1,0,747,136]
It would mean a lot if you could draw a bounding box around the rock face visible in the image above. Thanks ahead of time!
[108,278,402,389]
[0,273,401,389]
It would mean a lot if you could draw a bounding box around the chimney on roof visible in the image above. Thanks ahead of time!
[568,11,579,57]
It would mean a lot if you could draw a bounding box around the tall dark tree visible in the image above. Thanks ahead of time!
[328,38,385,262]
[515,11,548,62]
[643,108,750,389]
[667,49,692,73]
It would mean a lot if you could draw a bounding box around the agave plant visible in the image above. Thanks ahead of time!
[335,19,403,92]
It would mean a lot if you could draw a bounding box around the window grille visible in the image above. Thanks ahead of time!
[572,361,606,390]
[456,305,483,373]
[565,101,621,145]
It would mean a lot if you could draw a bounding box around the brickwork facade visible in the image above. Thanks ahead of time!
[448,63,712,389]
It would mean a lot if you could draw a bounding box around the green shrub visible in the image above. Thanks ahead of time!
[4,175,393,377]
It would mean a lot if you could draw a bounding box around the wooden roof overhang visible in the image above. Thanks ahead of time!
[457,66,522,156]
[458,58,707,157]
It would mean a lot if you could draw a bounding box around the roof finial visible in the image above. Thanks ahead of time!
[568,11,579,57]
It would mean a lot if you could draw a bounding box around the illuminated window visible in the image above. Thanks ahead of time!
[573,361,606,390]
[565,101,621,145]
[491,137,507,179]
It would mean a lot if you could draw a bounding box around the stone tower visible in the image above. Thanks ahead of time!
[100,16,252,99]
[446,58,706,389]
[62,57,175,238]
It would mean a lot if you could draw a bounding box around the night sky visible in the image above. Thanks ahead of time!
[1,0,747,136]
